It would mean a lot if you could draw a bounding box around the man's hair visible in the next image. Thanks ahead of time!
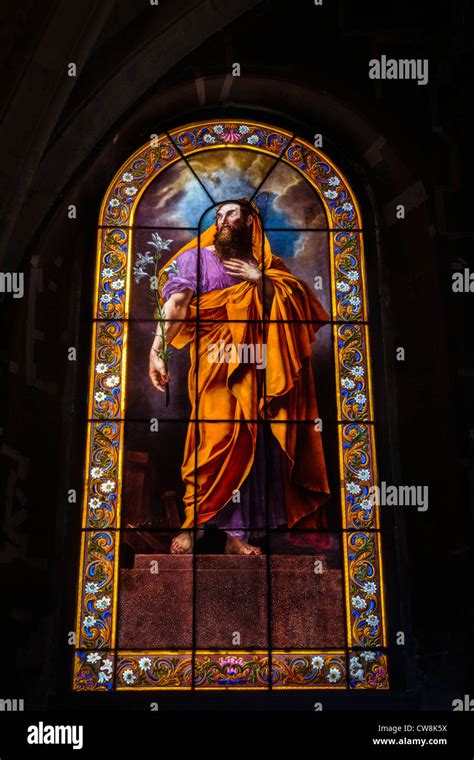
[215,197,256,221]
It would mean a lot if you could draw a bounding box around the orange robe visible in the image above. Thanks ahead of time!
[165,239,331,530]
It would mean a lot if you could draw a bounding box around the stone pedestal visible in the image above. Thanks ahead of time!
[117,554,344,649]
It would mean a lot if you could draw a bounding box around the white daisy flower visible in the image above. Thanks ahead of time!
[100,293,113,303]
[354,393,366,405]
[124,186,137,196]
[90,467,104,479]
[95,595,111,610]
[363,581,377,595]
[213,124,224,134]
[88,503,102,517]
[109,198,120,207]
[327,667,341,683]
[329,176,341,186]
[102,268,114,278]
[247,134,258,144]
[366,614,379,627]
[94,391,106,403]
[104,375,120,389]
[324,190,338,199]
[122,669,137,685]
[347,270,359,281]
[351,366,364,377]
[342,202,353,212]
[85,582,100,594]
[341,378,355,389]
[238,125,250,134]
[111,279,125,290]
[311,656,325,670]
[122,172,133,182]
[139,657,152,671]
[358,468,371,481]
[204,134,216,143]
[352,595,367,610]
[346,482,361,495]
[100,480,115,494]
[95,363,108,374]
[337,281,350,292]
[83,615,96,627]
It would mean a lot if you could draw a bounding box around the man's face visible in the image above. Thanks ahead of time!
[216,203,252,234]
[214,202,254,259]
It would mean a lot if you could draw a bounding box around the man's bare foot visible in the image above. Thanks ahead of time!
[170,529,204,554]
[170,531,193,554]
[225,534,262,555]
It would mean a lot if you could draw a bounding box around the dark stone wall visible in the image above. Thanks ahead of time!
[0,0,472,710]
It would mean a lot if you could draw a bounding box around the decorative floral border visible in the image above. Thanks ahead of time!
[74,650,388,690]
[341,423,379,530]
[116,652,193,689]
[331,232,366,321]
[271,652,347,689]
[102,139,178,228]
[96,229,129,319]
[89,322,124,419]
[76,530,117,649]
[83,422,123,529]
[112,652,347,690]
[74,650,116,691]
[335,323,373,421]
[345,532,386,648]
[283,139,361,230]
[74,119,388,689]
[349,650,389,689]
[170,122,292,158]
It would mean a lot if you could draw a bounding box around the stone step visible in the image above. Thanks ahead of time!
[133,554,329,571]
[117,555,344,649]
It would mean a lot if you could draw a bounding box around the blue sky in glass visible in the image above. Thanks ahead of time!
[136,152,326,260]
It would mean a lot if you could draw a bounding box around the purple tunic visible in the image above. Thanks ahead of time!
[163,246,287,540]
[161,246,248,299]
[208,424,287,540]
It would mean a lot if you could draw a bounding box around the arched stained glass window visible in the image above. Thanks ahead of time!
[73,120,389,691]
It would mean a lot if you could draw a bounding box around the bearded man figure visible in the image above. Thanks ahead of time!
[149,199,330,555]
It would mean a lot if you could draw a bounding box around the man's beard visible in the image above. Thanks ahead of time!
[213,223,252,260]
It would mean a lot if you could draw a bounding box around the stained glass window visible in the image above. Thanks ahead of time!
[73,120,389,691]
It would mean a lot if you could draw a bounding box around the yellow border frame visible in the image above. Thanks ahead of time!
[73,118,389,690]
